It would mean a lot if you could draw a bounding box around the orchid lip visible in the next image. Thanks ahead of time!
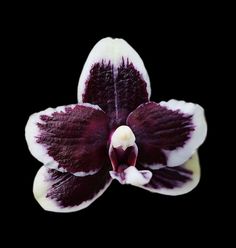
[108,126,152,186]
[108,126,138,175]
[108,142,138,172]
[110,167,152,186]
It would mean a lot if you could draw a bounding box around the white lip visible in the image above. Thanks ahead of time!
[110,167,152,186]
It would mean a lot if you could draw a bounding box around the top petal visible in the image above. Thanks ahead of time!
[78,37,150,128]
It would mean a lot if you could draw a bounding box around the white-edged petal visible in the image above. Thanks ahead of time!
[25,103,108,175]
[160,100,207,167]
[140,152,201,196]
[77,37,151,102]
[33,166,112,213]
[127,100,207,168]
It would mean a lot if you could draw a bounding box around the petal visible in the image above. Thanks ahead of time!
[33,165,112,212]
[78,37,150,128]
[25,103,109,175]
[127,100,207,167]
[139,152,200,195]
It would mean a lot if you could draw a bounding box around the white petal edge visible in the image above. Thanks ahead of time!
[33,166,112,213]
[25,103,103,175]
[140,152,201,196]
[160,99,207,167]
[77,37,151,102]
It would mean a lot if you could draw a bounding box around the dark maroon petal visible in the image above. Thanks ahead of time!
[127,100,207,167]
[137,153,200,195]
[82,60,148,128]
[25,103,109,175]
[77,38,150,129]
[33,164,112,212]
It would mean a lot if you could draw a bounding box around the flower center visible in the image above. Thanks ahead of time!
[109,125,137,172]
[109,125,152,186]
[111,125,135,151]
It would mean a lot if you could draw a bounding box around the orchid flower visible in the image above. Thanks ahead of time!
[25,37,207,213]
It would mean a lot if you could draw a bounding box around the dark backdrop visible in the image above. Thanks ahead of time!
[5,8,226,245]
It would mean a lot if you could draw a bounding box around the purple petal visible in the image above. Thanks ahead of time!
[77,37,150,129]
[33,165,112,212]
[25,103,109,175]
[127,100,207,167]
[137,152,200,195]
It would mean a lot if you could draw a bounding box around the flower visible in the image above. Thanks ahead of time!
[25,37,207,213]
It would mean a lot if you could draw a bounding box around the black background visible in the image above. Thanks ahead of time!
[5,6,228,245]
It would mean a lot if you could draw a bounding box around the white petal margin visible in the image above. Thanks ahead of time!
[33,166,112,213]
[160,99,207,167]
[140,152,201,196]
[77,37,151,102]
[25,103,102,175]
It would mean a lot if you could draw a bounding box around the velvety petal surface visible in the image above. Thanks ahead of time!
[127,100,207,167]
[77,37,150,128]
[25,103,109,175]
[138,152,200,195]
[33,165,112,212]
